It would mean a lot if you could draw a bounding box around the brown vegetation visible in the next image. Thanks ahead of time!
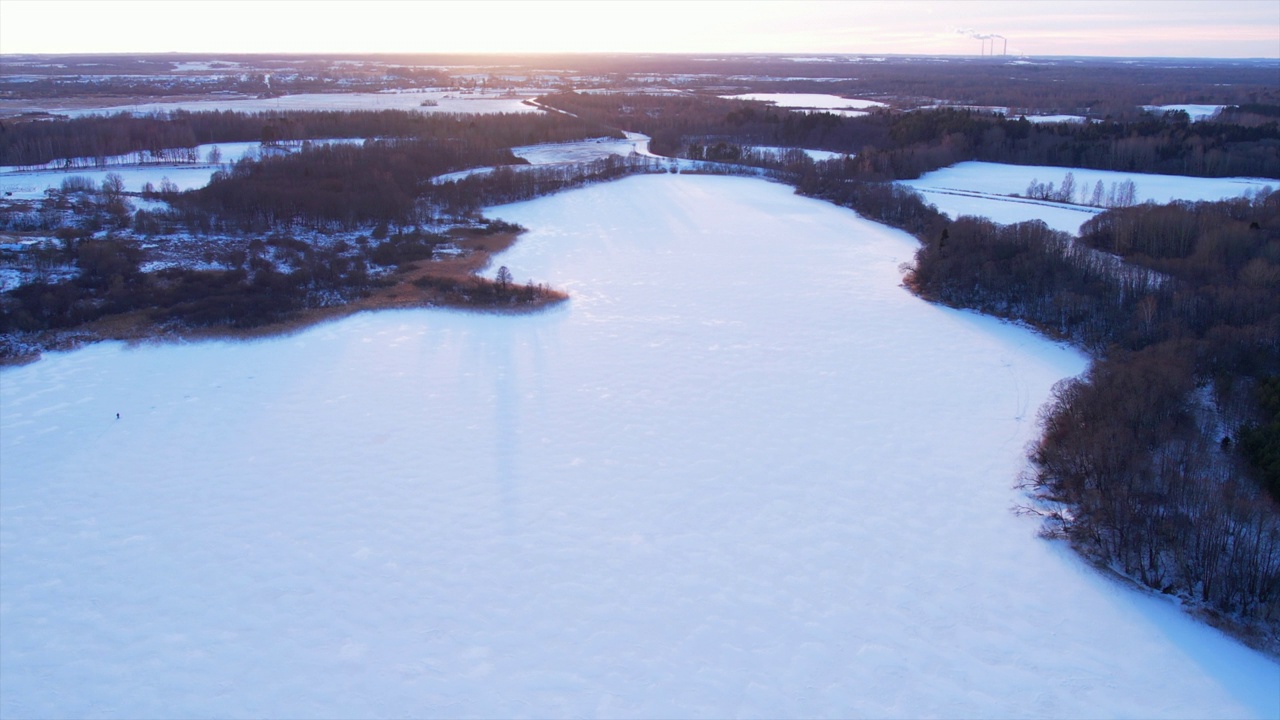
[0,226,564,365]
[348,228,566,312]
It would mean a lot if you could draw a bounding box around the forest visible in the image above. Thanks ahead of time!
[536,93,1280,179]
[0,109,611,168]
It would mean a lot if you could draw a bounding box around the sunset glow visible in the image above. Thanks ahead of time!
[1,0,1277,58]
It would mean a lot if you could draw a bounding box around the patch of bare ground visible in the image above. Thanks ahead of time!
[0,227,565,365]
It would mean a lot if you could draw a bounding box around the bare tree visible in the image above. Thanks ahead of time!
[1058,172,1076,203]
[1089,180,1105,207]
[100,172,125,198]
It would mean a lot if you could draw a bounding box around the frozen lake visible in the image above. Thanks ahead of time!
[1,175,1276,718]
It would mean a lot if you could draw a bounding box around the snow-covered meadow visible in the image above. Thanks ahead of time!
[1022,114,1087,124]
[722,93,887,117]
[1144,104,1227,121]
[748,146,848,162]
[511,136,650,165]
[901,161,1276,234]
[0,139,364,199]
[722,92,887,110]
[51,90,542,119]
[2,175,1276,718]
[0,163,218,200]
[430,134,655,184]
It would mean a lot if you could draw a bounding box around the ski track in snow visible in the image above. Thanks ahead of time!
[1,175,1277,718]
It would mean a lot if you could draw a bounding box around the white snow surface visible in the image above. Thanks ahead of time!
[50,90,542,118]
[810,108,871,118]
[511,136,647,165]
[432,132,681,185]
[1022,114,1087,124]
[901,161,1277,235]
[1,139,361,174]
[431,135,650,184]
[0,139,364,198]
[722,93,887,111]
[1144,104,1227,121]
[748,146,848,162]
[0,164,220,199]
[2,175,1277,718]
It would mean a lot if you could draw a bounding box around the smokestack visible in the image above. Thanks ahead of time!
[956,28,1005,57]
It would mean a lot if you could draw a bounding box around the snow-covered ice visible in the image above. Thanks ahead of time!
[2,175,1276,718]
[902,161,1276,235]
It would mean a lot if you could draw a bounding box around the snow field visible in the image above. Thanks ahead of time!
[1144,104,1228,121]
[721,93,887,111]
[901,161,1277,235]
[0,139,365,199]
[747,146,848,162]
[430,136,652,184]
[1,175,1276,718]
[1022,114,1087,124]
[0,164,218,200]
[51,90,543,118]
[511,136,648,165]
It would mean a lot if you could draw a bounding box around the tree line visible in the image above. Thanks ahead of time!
[537,94,1280,180]
[157,141,663,233]
[0,109,615,168]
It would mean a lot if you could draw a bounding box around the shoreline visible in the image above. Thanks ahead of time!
[0,226,566,367]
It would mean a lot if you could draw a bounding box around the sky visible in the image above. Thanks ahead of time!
[0,0,1277,59]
